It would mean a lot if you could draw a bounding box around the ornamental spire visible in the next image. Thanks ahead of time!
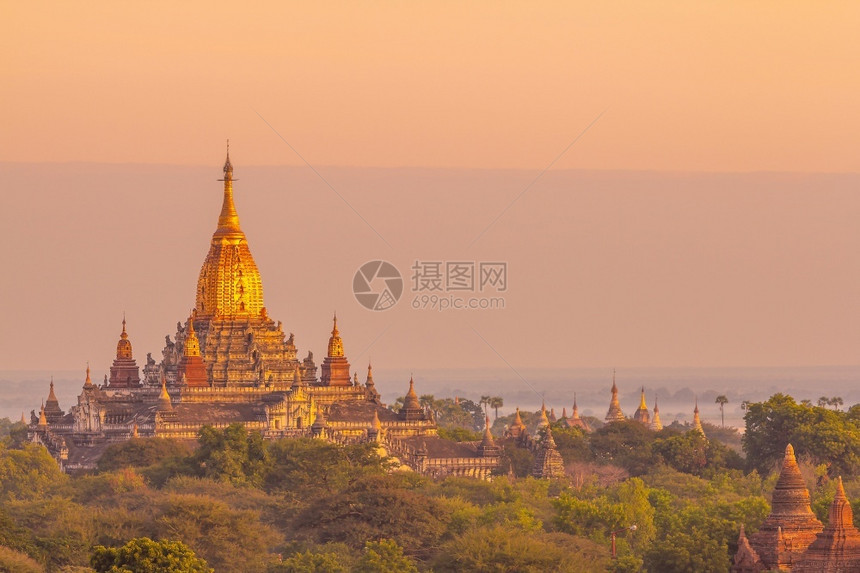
[116,315,133,359]
[692,397,705,436]
[215,141,242,237]
[184,314,201,357]
[327,313,344,357]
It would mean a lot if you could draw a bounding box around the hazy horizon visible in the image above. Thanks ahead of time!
[4,364,859,431]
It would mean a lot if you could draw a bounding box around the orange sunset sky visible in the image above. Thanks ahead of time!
[1,2,858,374]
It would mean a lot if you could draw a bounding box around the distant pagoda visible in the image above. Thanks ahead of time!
[633,386,650,425]
[604,371,625,423]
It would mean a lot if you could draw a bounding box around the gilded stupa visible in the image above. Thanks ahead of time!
[633,386,650,425]
[27,149,500,480]
[195,148,264,320]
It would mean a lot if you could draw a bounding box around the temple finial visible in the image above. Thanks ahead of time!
[215,142,240,235]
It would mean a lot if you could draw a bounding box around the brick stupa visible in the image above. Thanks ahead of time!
[747,444,823,570]
[794,476,860,572]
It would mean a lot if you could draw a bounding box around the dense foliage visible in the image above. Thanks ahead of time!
[2,392,860,572]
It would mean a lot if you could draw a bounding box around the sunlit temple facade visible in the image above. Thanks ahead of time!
[27,151,500,479]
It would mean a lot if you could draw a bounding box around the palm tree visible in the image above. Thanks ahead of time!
[480,395,491,416]
[715,395,728,428]
[818,396,829,408]
[489,396,504,420]
[829,396,844,411]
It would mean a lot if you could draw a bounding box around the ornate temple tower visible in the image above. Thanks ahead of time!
[532,425,565,478]
[179,315,208,387]
[398,377,427,421]
[319,314,352,386]
[633,386,651,425]
[108,317,141,388]
[195,148,264,320]
[605,371,625,423]
[168,149,304,388]
[747,444,823,569]
[44,379,64,423]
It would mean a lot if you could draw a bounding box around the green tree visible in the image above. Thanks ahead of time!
[91,537,212,573]
[0,545,43,573]
[97,438,191,472]
[263,439,385,498]
[652,431,708,475]
[0,442,68,502]
[715,395,728,428]
[275,549,348,573]
[742,394,860,476]
[589,420,654,476]
[433,525,609,572]
[294,474,446,557]
[354,539,417,573]
[194,424,269,486]
[155,494,278,573]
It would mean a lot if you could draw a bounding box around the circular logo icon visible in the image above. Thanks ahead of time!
[353,260,403,311]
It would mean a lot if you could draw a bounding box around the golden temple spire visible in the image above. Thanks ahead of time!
[327,313,345,357]
[215,141,242,237]
[639,386,648,410]
[38,403,47,426]
[372,408,382,431]
[184,314,201,357]
[116,315,133,359]
[572,393,580,419]
[47,378,58,403]
[196,148,265,318]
